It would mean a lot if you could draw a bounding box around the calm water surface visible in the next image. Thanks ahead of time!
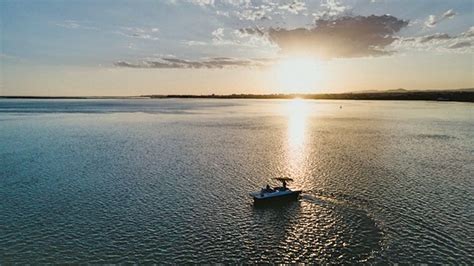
[0,99,473,263]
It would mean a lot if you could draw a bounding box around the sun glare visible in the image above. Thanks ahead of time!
[275,57,323,94]
[284,99,311,179]
[286,99,309,148]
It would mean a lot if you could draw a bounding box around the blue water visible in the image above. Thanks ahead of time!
[1,99,473,263]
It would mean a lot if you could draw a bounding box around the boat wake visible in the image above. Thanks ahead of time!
[294,190,387,263]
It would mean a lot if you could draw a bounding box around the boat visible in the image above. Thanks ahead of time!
[249,177,302,205]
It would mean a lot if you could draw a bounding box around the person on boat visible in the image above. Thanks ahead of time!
[265,184,274,193]
[282,180,287,190]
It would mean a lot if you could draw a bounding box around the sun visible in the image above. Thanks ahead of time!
[275,57,323,94]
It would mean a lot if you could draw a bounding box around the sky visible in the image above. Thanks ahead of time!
[1,0,473,96]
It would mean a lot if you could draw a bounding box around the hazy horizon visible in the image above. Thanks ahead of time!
[1,87,474,98]
[1,0,473,96]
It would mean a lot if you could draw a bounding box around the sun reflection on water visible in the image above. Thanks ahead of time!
[284,99,311,181]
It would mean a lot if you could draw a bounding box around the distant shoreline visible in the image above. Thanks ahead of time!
[1,89,473,102]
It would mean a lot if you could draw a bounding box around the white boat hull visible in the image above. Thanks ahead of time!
[250,189,302,205]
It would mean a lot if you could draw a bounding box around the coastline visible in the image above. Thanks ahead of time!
[1,89,473,102]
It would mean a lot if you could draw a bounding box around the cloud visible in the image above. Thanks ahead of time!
[234,7,271,21]
[237,27,265,37]
[419,33,452,43]
[116,27,159,40]
[0,53,18,60]
[425,9,456,28]
[184,40,207,46]
[448,41,471,49]
[205,27,275,48]
[313,0,351,19]
[114,57,274,69]
[278,0,306,15]
[392,27,474,52]
[212,28,225,40]
[216,10,230,17]
[210,27,240,46]
[55,20,97,30]
[244,15,409,59]
[462,26,474,38]
[188,0,215,6]
[176,0,308,20]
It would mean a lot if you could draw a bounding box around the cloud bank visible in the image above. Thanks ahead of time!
[113,8,472,69]
[114,57,273,69]
[393,27,473,51]
[246,15,409,59]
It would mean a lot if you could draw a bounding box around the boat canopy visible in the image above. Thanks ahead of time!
[274,177,294,182]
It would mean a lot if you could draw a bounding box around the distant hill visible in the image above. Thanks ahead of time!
[350,88,474,94]
[356,88,408,93]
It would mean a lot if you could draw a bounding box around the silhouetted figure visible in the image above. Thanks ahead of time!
[262,184,274,194]
[283,180,287,190]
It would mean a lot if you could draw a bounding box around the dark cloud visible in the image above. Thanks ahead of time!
[114,61,140,68]
[238,27,265,37]
[245,15,409,59]
[114,57,273,69]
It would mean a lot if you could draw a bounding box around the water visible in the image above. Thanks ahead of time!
[0,99,473,263]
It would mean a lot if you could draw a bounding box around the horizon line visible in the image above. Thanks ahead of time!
[1,88,473,99]
[1,88,473,103]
